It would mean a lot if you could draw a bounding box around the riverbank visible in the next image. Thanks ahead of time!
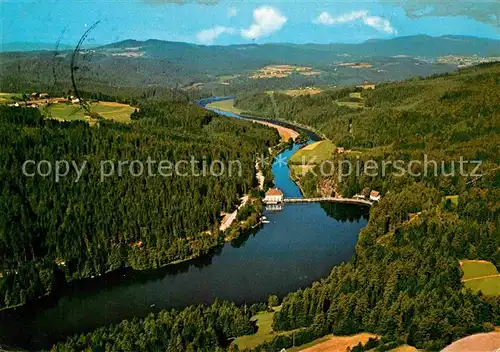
[0,98,370,350]
[201,96,322,142]
[206,99,299,142]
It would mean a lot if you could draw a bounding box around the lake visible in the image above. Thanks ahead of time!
[0,99,369,350]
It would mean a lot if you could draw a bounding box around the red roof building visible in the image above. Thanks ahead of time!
[264,188,284,204]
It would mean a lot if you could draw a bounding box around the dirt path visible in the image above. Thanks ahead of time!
[460,260,494,266]
[255,160,264,190]
[219,195,249,232]
[462,274,500,283]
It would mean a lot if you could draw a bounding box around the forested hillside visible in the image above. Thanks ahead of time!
[35,63,500,352]
[236,63,500,196]
[0,101,279,310]
[234,63,500,350]
[52,300,255,351]
[2,35,499,97]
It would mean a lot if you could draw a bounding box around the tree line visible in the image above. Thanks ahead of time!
[0,101,279,310]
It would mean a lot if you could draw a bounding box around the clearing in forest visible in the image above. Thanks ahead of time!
[41,101,135,123]
[460,259,500,296]
[289,140,335,165]
[206,99,244,115]
[232,307,299,350]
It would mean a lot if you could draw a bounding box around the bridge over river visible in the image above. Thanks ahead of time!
[284,197,373,206]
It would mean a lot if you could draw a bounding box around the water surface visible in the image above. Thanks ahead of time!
[0,100,368,349]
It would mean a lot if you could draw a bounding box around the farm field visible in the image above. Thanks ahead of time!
[250,65,315,79]
[460,260,500,296]
[0,92,22,103]
[281,88,322,96]
[289,140,335,165]
[41,101,135,123]
[442,331,500,352]
[288,333,377,352]
[460,260,498,280]
[464,277,500,296]
[336,101,364,108]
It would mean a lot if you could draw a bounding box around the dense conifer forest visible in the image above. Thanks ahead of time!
[0,101,279,309]
[2,63,500,351]
[237,63,500,350]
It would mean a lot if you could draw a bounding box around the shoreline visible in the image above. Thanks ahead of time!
[200,96,322,142]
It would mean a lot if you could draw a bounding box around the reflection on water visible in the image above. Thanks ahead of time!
[321,202,371,222]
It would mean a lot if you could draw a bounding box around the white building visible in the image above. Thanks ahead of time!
[264,188,284,204]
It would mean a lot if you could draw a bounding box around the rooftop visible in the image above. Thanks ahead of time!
[266,188,283,196]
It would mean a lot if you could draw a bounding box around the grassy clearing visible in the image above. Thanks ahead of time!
[289,140,335,165]
[336,101,364,108]
[464,276,500,296]
[460,260,498,280]
[232,307,298,350]
[0,92,22,103]
[41,102,134,123]
[206,99,244,114]
[218,74,240,82]
[460,260,500,296]
[232,310,276,350]
[283,88,322,97]
[444,195,459,207]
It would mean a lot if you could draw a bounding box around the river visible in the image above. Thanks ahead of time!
[0,99,369,350]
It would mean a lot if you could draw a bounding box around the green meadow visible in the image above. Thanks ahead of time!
[289,140,335,165]
[41,102,135,123]
[460,260,500,296]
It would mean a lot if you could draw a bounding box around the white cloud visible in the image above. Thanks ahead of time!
[314,10,368,25]
[363,15,395,34]
[196,26,235,44]
[241,6,287,40]
[228,7,238,17]
[313,10,396,34]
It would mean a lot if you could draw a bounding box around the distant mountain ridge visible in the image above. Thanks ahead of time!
[1,35,498,94]
[97,35,500,61]
[0,42,99,52]
[3,35,498,60]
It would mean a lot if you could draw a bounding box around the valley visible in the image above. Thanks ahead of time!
[0,17,499,351]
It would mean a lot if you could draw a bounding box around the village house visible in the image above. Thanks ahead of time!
[356,81,376,90]
[264,188,284,204]
[370,190,381,202]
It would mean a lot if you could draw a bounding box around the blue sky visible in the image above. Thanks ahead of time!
[2,1,499,46]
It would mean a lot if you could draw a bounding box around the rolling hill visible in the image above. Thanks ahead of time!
[0,35,498,95]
